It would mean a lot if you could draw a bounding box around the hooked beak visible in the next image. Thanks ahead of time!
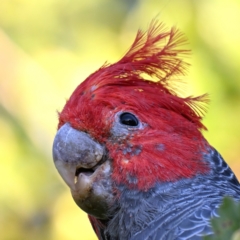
[52,123,113,219]
[52,123,105,189]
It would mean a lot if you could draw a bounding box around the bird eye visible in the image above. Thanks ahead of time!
[119,112,139,126]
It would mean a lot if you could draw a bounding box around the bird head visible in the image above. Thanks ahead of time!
[52,20,210,220]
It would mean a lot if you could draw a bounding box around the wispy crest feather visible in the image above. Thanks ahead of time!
[83,19,209,119]
[118,19,190,82]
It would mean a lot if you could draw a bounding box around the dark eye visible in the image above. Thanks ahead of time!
[119,112,139,126]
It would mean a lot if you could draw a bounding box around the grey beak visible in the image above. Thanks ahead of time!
[52,123,104,189]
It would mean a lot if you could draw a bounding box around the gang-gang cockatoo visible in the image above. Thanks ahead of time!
[52,20,240,239]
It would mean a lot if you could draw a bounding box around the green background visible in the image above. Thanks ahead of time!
[0,0,240,239]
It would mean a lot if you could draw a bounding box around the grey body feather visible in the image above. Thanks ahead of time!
[95,148,240,240]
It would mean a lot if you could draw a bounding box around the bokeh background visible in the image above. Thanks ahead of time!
[0,0,240,239]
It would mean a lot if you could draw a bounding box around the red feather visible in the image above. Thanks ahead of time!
[59,20,210,190]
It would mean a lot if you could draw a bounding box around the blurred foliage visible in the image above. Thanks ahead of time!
[0,0,239,239]
[204,197,240,240]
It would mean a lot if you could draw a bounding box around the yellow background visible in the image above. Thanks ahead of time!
[0,0,240,239]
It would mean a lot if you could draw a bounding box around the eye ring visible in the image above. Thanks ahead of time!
[119,112,139,127]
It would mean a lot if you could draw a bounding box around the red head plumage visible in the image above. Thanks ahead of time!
[58,20,210,190]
